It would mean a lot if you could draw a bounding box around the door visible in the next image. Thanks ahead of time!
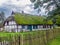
[27,25,32,31]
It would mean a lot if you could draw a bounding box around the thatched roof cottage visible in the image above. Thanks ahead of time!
[3,12,53,32]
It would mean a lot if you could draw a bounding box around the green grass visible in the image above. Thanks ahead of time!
[0,31,44,41]
[0,31,33,37]
[47,36,60,45]
[0,30,44,37]
[0,32,21,37]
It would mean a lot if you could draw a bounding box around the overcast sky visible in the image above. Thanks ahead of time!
[0,0,56,17]
[0,0,36,17]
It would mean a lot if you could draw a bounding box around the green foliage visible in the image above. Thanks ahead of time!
[53,8,60,15]
[47,20,53,24]
[46,15,60,25]
[55,15,60,24]
[46,7,60,25]
[43,18,53,24]
[34,3,39,9]
[30,0,60,15]
[0,32,20,37]
[0,11,5,23]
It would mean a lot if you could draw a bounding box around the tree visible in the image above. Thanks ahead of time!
[0,11,5,23]
[30,0,60,25]
[30,0,60,15]
[54,15,60,25]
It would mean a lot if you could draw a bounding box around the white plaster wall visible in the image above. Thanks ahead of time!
[39,25,43,29]
[4,25,16,32]
[18,25,22,28]
[14,25,17,28]
[9,21,16,25]
[11,25,15,28]
[4,25,23,32]
[4,26,10,32]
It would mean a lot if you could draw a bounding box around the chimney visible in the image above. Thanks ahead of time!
[11,11,15,16]
[22,11,24,14]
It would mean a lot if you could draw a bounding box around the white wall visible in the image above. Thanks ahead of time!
[4,24,23,32]
[4,20,17,32]
[5,21,16,26]
[9,21,16,25]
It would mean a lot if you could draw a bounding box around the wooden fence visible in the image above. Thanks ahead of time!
[0,28,60,45]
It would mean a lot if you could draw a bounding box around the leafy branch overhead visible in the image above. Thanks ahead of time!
[30,0,60,15]
[30,0,60,25]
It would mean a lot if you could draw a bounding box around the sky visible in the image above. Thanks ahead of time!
[0,0,56,18]
[0,0,37,17]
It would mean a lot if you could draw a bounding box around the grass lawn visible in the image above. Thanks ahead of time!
[47,36,60,45]
[0,32,30,37]
[0,30,44,37]
[0,32,21,37]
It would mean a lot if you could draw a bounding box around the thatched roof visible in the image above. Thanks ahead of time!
[5,16,15,21]
[14,13,44,25]
[4,13,53,25]
[4,13,44,25]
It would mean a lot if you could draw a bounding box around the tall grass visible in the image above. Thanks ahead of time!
[0,28,60,45]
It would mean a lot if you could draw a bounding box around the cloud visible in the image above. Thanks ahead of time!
[0,0,56,17]
[0,0,35,17]
[0,0,8,6]
[6,0,32,7]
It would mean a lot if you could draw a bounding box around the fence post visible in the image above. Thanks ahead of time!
[29,33,32,45]
[18,36,20,45]
[21,34,23,45]
[52,29,54,39]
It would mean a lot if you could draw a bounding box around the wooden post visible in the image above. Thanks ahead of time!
[18,36,20,45]
[17,25,18,32]
[21,34,23,45]
[29,34,32,45]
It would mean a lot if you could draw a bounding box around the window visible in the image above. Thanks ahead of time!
[27,25,31,29]
[18,25,22,28]
[33,25,38,29]
[22,25,25,29]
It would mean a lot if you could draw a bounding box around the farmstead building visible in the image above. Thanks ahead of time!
[3,13,53,32]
